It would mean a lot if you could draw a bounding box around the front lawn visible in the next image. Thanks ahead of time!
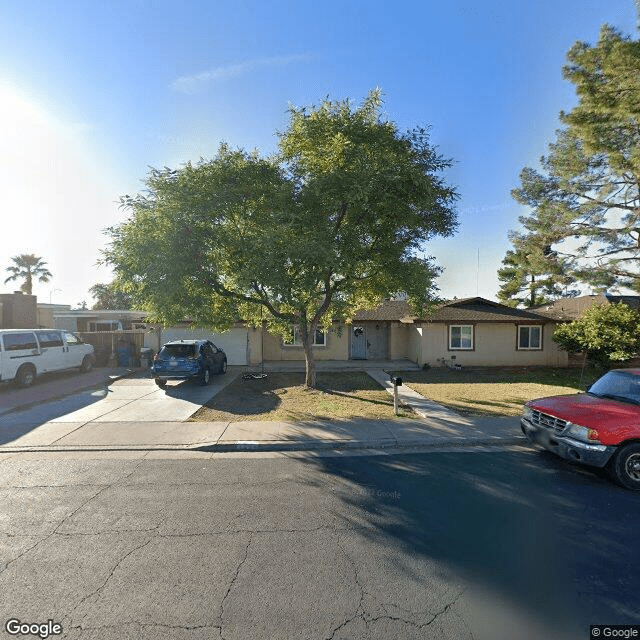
[393,366,598,416]
[190,371,414,422]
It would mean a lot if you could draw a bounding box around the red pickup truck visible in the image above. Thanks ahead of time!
[521,368,640,490]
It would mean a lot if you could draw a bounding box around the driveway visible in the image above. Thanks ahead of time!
[48,375,237,423]
[0,368,241,449]
[0,366,130,416]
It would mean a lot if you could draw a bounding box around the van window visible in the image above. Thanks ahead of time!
[3,332,38,351]
[35,331,64,348]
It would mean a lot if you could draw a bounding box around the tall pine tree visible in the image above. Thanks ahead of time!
[501,24,640,301]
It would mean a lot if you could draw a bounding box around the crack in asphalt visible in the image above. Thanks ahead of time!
[0,459,150,577]
[71,533,158,624]
[0,482,113,574]
[69,620,223,638]
[326,533,367,640]
[219,531,253,640]
[366,590,465,629]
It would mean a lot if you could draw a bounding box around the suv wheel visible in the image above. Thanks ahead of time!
[155,378,167,388]
[612,443,640,491]
[200,367,211,385]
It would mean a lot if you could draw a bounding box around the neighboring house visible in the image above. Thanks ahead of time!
[532,292,640,322]
[47,308,148,332]
[532,292,640,367]
[0,291,37,328]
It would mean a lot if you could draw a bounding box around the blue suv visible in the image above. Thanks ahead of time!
[152,339,227,388]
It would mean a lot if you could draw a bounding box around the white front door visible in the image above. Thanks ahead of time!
[351,326,367,359]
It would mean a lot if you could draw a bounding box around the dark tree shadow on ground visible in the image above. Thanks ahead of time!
[298,446,640,638]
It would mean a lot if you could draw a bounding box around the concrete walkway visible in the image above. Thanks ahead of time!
[0,366,526,453]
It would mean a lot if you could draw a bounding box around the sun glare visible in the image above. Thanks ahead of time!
[0,85,114,303]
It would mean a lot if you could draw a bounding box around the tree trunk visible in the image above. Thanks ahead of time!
[302,335,316,388]
[529,274,536,307]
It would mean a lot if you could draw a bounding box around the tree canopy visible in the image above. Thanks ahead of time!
[500,25,640,303]
[4,254,52,295]
[553,302,640,368]
[89,282,133,310]
[497,238,579,308]
[104,90,458,386]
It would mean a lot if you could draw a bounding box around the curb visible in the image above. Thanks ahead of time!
[0,436,527,455]
[195,435,527,452]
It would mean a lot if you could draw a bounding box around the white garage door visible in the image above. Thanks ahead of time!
[154,327,249,365]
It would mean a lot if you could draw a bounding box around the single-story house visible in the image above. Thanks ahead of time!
[34,295,574,368]
[532,292,640,367]
[139,297,567,367]
[532,292,640,322]
[43,306,148,332]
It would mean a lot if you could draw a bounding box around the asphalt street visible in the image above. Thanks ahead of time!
[1,446,638,640]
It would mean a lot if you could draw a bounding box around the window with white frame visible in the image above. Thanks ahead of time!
[518,325,542,350]
[449,325,473,350]
[283,325,326,346]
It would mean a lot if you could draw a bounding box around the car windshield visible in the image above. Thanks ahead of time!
[160,344,196,358]
[588,371,640,404]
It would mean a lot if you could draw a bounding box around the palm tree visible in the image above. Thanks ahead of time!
[4,254,52,295]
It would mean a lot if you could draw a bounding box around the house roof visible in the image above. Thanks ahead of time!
[419,297,550,323]
[532,293,640,321]
[352,299,414,321]
[352,297,551,324]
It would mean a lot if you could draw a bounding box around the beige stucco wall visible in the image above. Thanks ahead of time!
[247,325,263,364]
[37,307,55,328]
[419,322,568,367]
[0,293,37,328]
[389,323,410,360]
[407,325,423,364]
[263,323,349,361]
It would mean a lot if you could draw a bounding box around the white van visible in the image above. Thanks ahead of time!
[0,329,95,387]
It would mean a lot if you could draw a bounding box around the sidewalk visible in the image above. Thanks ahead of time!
[0,367,527,453]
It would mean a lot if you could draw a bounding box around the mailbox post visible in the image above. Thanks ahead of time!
[390,375,403,415]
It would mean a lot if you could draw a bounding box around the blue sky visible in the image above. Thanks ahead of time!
[0,0,637,307]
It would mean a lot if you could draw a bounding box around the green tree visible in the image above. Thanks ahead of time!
[553,302,640,368]
[103,90,458,386]
[497,235,579,307]
[4,254,52,295]
[89,282,133,310]
[507,25,640,293]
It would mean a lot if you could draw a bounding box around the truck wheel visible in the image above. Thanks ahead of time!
[612,443,640,491]
[80,355,94,373]
[16,364,36,388]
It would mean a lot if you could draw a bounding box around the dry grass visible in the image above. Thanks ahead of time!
[190,371,414,422]
[393,366,597,416]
